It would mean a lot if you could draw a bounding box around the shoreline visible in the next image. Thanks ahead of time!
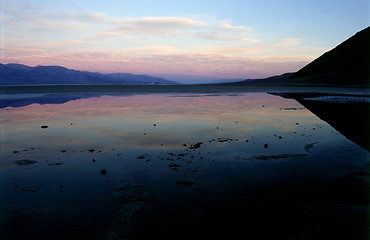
[1,84,370,95]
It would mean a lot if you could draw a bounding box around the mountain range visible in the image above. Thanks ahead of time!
[0,64,179,85]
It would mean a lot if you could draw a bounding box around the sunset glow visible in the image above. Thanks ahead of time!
[1,0,369,83]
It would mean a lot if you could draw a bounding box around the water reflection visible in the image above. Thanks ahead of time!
[1,93,368,240]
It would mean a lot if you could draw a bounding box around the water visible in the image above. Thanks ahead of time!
[1,92,368,239]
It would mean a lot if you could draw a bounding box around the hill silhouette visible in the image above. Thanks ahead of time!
[234,26,370,86]
[287,26,370,86]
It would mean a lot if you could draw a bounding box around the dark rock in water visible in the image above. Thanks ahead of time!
[169,164,181,168]
[88,149,95,153]
[264,144,269,149]
[13,151,19,154]
[176,180,195,186]
[41,125,48,129]
[100,169,107,175]
[189,142,203,149]
[15,159,37,165]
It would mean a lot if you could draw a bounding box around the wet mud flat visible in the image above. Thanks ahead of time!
[1,88,370,239]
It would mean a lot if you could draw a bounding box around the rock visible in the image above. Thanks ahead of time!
[264,144,269,149]
[100,169,107,175]
[189,142,203,149]
[15,160,37,165]
[41,125,48,129]
[88,149,95,153]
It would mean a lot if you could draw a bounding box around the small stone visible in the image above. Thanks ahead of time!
[15,160,37,165]
[264,144,269,149]
[41,126,48,129]
[88,149,95,153]
[100,169,107,175]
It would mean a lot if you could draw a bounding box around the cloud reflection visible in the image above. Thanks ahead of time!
[1,93,314,153]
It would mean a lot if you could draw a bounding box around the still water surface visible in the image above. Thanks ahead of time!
[0,92,368,239]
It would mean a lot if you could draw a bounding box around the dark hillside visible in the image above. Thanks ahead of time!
[288,26,370,86]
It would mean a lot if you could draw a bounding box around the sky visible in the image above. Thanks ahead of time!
[1,0,369,83]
